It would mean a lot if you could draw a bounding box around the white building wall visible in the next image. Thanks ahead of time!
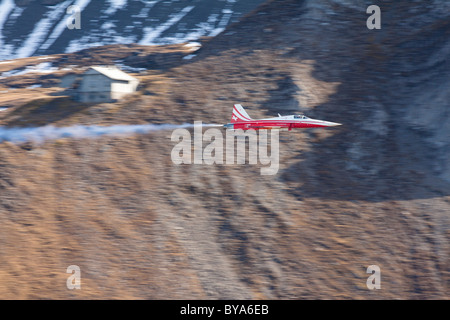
[79,73,112,93]
[111,80,139,100]
[76,68,139,102]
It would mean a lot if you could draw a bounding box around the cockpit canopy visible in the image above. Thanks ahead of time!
[293,114,309,119]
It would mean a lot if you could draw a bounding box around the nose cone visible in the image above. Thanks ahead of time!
[324,121,342,127]
[304,119,342,128]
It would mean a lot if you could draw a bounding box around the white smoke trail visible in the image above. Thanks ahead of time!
[0,123,222,144]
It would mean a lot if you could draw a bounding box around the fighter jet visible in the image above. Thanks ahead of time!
[223,104,341,130]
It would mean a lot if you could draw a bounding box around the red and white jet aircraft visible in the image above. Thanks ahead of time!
[224,104,341,130]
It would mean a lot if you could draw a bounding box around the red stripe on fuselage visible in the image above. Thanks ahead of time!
[231,120,328,130]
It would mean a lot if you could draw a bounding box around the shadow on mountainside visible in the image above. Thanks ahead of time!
[2,97,92,127]
[190,0,450,202]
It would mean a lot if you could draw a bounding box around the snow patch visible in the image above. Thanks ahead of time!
[0,0,15,34]
[115,62,146,73]
[0,0,15,60]
[105,0,128,15]
[133,0,161,18]
[210,8,234,37]
[101,21,116,30]
[184,42,201,48]
[41,0,92,51]
[15,1,71,59]
[0,62,58,78]
[139,6,195,45]
[0,0,250,61]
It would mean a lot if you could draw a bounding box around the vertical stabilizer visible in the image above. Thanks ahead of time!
[231,104,252,123]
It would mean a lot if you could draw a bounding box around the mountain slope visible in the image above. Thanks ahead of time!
[0,0,448,299]
[0,0,265,60]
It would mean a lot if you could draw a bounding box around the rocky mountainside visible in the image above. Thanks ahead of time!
[0,0,265,60]
[0,0,448,299]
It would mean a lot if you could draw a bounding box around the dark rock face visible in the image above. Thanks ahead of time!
[200,0,450,187]
[0,0,265,60]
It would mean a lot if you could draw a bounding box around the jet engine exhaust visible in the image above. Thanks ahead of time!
[0,123,222,144]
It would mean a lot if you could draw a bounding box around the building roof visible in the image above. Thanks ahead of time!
[88,66,138,82]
